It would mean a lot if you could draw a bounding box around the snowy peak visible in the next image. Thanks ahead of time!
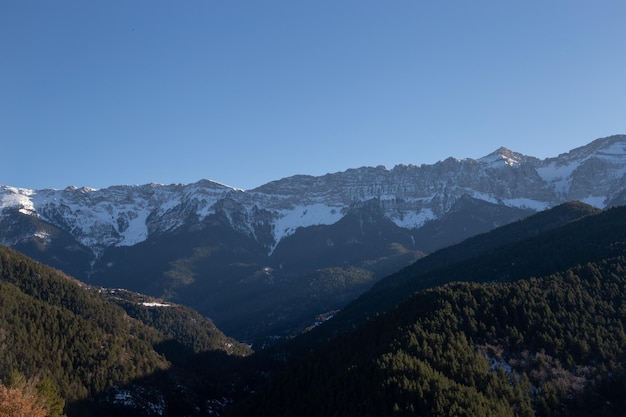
[479,147,527,168]
[567,135,626,166]
[535,135,626,206]
[0,180,239,255]
[2,135,626,258]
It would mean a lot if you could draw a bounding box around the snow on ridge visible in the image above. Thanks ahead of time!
[0,186,37,212]
[2,135,625,256]
[0,182,240,252]
[0,185,36,196]
[478,148,523,168]
[597,141,626,158]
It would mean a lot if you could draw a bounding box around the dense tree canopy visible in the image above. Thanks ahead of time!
[228,257,626,417]
[0,245,251,416]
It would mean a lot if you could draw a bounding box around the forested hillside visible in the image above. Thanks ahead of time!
[308,202,612,341]
[0,246,251,417]
[0,246,166,399]
[228,257,626,417]
[3,202,626,416]
[226,203,626,416]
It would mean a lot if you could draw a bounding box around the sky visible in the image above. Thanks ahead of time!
[2,1,626,191]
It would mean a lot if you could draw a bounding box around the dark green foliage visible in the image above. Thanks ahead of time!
[226,204,626,417]
[0,246,168,402]
[228,257,626,417]
[104,288,252,356]
[36,376,66,417]
[2,201,625,417]
[0,245,253,417]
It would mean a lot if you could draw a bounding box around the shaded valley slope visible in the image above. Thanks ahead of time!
[227,203,626,417]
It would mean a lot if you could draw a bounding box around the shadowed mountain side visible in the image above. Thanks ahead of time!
[4,135,626,346]
[67,347,258,417]
[277,201,604,355]
[0,246,251,417]
[0,207,95,279]
[226,236,626,416]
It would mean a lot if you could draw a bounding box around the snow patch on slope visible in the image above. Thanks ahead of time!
[272,203,344,247]
[470,191,499,205]
[390,208,435,229]
[2,135,626,257]
[503,198,550,211]
[595,141,626,161]
[536,161,580,194]
[580,195,606,208]
[0,186,36,213]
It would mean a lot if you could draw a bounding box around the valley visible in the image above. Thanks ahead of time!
[1,135,626,416]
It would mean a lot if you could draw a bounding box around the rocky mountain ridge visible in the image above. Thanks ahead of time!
[2,135,625,260]
[2,135,626,343]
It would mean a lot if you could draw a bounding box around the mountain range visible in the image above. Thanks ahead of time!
[3,199,624,416]
[1,134,626,343]
[3,131,626,415]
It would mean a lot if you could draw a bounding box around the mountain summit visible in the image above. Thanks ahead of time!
[2,135,625,257]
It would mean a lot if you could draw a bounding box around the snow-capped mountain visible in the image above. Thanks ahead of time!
[0,180,238,255]
[1,134,625,343]
[3,135,625,257]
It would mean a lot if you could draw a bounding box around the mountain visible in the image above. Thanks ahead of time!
[0,245,252,417]
[285,201,602,351]
[1,134,626,343]
[3,191,626,416]
[226,204,626,417]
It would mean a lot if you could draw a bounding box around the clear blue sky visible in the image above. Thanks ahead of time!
[2,1,625,190]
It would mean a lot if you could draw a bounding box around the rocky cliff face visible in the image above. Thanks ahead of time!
[1,134,625,343]
[4,135,625,258]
